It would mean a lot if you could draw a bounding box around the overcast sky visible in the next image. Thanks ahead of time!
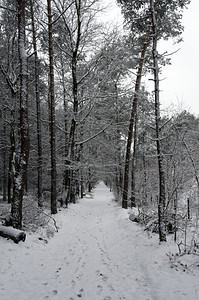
[104,0,199,116]
[159,0,199,116]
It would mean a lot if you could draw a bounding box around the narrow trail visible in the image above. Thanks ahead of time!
[1,181,199,300]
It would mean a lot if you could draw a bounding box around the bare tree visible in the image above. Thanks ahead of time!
[30,0,43,207]
[47,0,57,214]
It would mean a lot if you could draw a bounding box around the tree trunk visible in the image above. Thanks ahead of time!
[3,113,7,202]
[130,112,138,208]
[79,113,85,199]
[114,81,123,200]
[30,0,43,207]
[8,155,12,204]
[122,32,150,209]
[67,0,81,203]
[88,167,92,193]
[150,0,167,242]
[8,123,15,204]
[47,0,57,214]
[12,0,30,229]
[60,52,70,204]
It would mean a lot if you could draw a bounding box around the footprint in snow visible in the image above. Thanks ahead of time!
[97,284,103,295]
[108,284,115,292]
[69,249,75,256]
[96,270,108,282]
[71,279,76,287]
[95,270,100,276]
[76,272,83,280]
[77,288,84,298]
[56,267,61,273]
[100,274,108,282]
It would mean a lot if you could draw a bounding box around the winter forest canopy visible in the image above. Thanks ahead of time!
[1,0,199,247]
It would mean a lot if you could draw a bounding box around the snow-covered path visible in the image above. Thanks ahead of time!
[1,181,199,300]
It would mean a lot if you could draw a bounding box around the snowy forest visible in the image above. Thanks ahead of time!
[1,1,199,299]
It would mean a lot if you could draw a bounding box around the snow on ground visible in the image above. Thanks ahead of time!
[0,181,199,300]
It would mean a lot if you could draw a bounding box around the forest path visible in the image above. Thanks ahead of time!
[1,181,199,300]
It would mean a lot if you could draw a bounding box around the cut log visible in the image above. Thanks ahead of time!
[0,225,26,244]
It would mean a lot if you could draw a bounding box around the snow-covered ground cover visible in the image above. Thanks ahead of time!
[0,181,199,300]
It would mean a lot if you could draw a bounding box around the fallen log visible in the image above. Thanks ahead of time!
[0,225,26,244]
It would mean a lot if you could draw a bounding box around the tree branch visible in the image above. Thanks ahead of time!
[76,122,112,146]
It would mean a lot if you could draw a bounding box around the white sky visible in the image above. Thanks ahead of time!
[159,0,199,116]
[103,0,199,116]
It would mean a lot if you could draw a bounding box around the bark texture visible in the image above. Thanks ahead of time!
[67,0,82,202]
[12,0,30,229]
[150,0,167,242]
[122,32,149,209]
[30,0,43,207]
[47,0,57,214]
